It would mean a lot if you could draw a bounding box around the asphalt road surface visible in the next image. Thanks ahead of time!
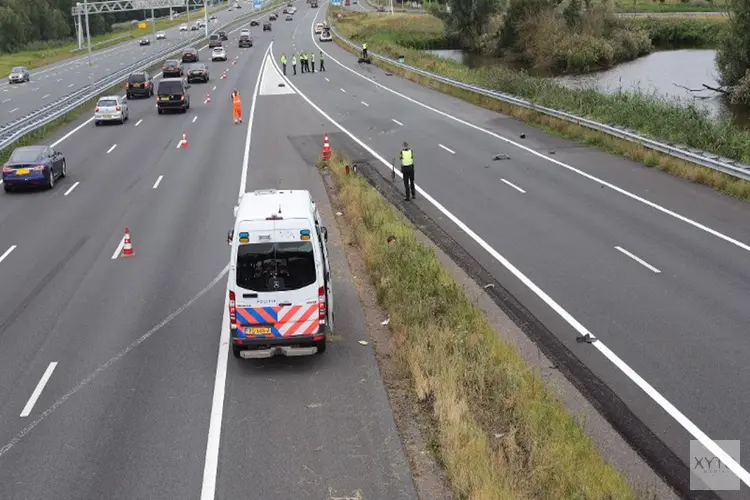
[0,0,274,128]
[280,4,749,498]
[2,2,748,499]
[0,8,418,500]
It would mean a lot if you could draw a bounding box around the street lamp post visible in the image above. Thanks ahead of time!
[83,0,94,89]
[204,0,209,38]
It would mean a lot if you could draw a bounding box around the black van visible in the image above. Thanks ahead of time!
[125,71,153,99]
[156,78,190,114]
[209,34,222,48]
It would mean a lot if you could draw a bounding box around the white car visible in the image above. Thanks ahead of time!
[211,47,228,61]
[319,30,332,42]
[179,23,188,31]
[94,95,129,125]
[314,23,324,34]
[240,28,250,36]
[156,31,166,39]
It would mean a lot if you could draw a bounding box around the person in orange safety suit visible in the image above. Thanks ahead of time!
[231,88,242,124]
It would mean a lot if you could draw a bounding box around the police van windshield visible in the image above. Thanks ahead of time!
[236,241,316,292]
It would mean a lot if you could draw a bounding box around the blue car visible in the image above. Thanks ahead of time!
[2,145,67,192]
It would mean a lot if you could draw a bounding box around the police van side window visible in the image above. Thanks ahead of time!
[236,241,317,291]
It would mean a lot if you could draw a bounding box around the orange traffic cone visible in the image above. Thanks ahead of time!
[205,92,211,103]
[122,228,134,257]
[322,133,331,161]
[180,130,188,149]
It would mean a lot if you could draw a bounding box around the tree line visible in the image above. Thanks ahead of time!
[0,0,219,54]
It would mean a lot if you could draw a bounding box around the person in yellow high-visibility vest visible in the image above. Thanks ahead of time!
[231,88,242,124]
[399,141,415,200]
[281,53,287,76]
[362,42,368,59]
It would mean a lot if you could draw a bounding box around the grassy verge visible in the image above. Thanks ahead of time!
[331,10,750,201]
[0,5,229,77]
[321,149,645,499]
[614,0,726,13]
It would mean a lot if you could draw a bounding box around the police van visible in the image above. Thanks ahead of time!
[227,190,334,359]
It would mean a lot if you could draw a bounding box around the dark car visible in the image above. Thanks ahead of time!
[181,47,199,63]
[186,63,209,83]
[218,30,228,40]
[269,13,277,20]
[239,34,253,47]
[208,34,222,48]
[263,22,272,31]
[162,59,183,77]
[139,38,151,46]
[125,71,154,98]
[250,19,259,26]
[190,24,199,31]
[285,14,293,21]
[2,145,66,192]
[156,78,191,114]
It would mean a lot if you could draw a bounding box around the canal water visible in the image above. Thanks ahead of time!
[430,48,750,126]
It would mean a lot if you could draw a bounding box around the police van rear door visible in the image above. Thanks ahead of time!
[234,218,322,340]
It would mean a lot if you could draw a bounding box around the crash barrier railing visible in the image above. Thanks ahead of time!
[329,24,750,182]
[0,1,281,153]
[70,33,133,53]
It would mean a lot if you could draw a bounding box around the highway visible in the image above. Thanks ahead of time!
[0,1,747,498]
[0,5,417,499]
[287,4,748,498]
[0,0,268,127]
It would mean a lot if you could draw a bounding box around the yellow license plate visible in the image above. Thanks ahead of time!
[160,97,170,100]
[16,168,29,175]
[104,115,112,118]
[248,327,272,335]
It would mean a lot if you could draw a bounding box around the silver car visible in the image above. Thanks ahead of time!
[8,66,29,84]
[94,95,129,125]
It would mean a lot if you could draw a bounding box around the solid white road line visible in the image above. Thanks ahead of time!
[135,119,142,127]
[439,144,455,154]
[9,108,18,113]
[106,144,117,154]
[153,175,163,189]
[311,11,750,258]
[200,42,270,500]
[20,363,58,418]
[615,246,661,273]
[273,39,750,489]
[361,101,369,106]
[501,178,526,193]
[111,236,125,260]
[392,118,403,126]
[0,245,17,264]
[63,182,80,196]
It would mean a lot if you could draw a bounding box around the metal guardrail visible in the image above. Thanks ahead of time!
[0,1,281,153]
[329,24,750,182]
[70,33,133,53]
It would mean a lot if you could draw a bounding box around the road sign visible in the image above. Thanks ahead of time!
[138,22,147,28]
[254,0,262,7]
[331,0,342,5]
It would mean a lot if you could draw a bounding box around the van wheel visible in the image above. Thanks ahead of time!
[232,345,242,358]
[315,340,326,354]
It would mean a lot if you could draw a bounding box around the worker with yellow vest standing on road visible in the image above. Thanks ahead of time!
[281,53,287,76]
[362,42,368,59]
[399,141,415,201]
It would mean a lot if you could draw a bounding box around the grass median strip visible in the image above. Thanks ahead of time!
[321,149,644,499]
[330,11,750,202]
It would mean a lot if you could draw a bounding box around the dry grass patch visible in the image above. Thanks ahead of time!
[322,149,647,499]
